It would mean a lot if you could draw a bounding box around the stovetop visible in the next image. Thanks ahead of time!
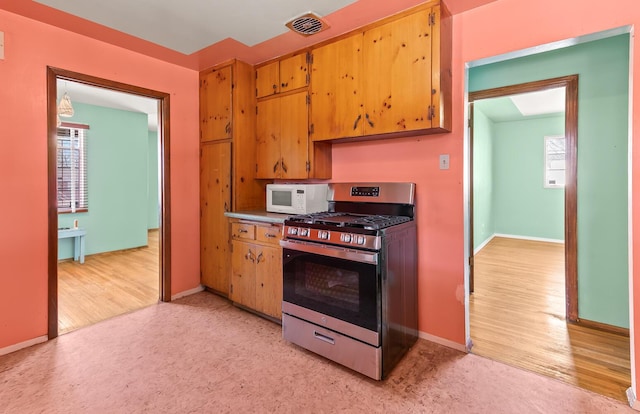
[286,212,411,231]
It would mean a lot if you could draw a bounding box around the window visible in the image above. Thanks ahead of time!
[544,135,565,188]
[57,124,88,213]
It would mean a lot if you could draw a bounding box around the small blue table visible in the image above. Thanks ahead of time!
[58,228,86,264]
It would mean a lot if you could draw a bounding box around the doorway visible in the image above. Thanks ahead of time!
[468,75,578,320]
[467,76,631,400]
[47,67,172,339]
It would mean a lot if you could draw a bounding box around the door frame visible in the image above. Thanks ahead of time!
[47,67,172,339]
[468,74,579,321]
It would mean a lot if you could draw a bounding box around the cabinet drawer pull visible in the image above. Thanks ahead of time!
[238,229,248,233]
[265,233,277,238]
[313,331,335,345]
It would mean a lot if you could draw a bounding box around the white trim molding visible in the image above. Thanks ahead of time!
[171,285,205,301]
[419,331,467,353]
[0,335,47,356]
[494,233,564,244]
[627,387,640,410]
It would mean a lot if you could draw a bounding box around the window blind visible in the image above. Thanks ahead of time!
[57,123,89,213]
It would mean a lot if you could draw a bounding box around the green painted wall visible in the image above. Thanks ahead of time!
[492,115,565,240]
[148,131,160,230]
[473,107,495,250]
[469,34,630,328]
[58,103,150,259]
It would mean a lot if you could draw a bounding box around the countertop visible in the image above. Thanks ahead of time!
[224,210,291,224]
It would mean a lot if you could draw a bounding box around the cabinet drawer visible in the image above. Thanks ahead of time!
[232,222,255,240]
[256,225,282,245]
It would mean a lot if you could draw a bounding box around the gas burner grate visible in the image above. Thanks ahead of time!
[287,212,411,230]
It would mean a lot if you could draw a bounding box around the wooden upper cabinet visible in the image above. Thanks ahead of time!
[362,10,432,135]
[309,4,451,141]
[256,97,281,178]
[256,91,309,179]
[309,34,363,141]
[200,65,232,142]
[280,92,310,179]
[256,53,309,98]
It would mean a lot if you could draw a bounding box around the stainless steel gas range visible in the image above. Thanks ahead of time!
[281,182,418,380]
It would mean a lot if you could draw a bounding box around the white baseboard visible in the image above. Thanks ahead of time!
[627,387,640,410]
[494,233,564,244]
[0,335,47,356]
[474,234,495,255]
[171,285,205,301]
[418,331,467,353]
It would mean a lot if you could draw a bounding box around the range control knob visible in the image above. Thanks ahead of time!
[299,228,309,237]
[318,230,329,240]
[288,227,298,235]
[356,236,365,245]
[341,233,352,243]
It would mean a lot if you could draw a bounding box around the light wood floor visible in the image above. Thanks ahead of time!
[58,230,160,335]
[470,237,631,402]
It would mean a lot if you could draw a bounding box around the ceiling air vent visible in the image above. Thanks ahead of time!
[286,13,329,36]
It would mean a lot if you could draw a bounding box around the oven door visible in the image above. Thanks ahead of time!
[281,239,380,346]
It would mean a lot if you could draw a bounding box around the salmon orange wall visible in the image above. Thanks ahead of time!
[336,0,640,374]
[0,10,200,349]
[458,0,640,397]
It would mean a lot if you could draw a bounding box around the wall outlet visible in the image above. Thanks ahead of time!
[439,154,450,170]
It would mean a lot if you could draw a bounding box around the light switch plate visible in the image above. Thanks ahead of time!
[0,32,4,60]
[439,154,450,170]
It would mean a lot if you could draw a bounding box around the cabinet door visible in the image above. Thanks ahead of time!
[255,97,282,179]
[255,245,283,319]
[309,34,363,141]
[256,61,279,98]
[230,241,257,308]
[279,91,309,179]
[200,65,232,142]
[362,9,432,135]
[200,142,231,294]
[279,53,309,93]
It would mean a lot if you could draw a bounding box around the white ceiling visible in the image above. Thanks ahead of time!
[36,0,357,54]
[475,88,566,123]
[58,80,159,131]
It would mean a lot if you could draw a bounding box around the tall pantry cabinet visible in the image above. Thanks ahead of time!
[199,60,265,295]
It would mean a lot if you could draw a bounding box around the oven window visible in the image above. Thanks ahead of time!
[283,249,379,332]
[272,190,292,206]
[298,262,360,312]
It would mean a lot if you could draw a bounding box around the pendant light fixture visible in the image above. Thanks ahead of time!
[57,91,74,118]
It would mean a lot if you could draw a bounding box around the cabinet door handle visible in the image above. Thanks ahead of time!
[281,158,288,173]
[224,202,229,212]
[365,113,374,128]
[256,252,264,264]
[246,249,255,262]
[225,122,231,134]
[273,160,280,173]
[353,114,362,130]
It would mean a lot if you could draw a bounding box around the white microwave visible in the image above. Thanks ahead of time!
[266,183,329,215]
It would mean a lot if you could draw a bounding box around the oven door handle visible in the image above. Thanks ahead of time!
[280,239,378,264]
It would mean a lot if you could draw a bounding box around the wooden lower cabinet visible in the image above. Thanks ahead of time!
[230,221,283,320]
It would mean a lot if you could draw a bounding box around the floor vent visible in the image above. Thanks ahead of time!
[286,13,329,36]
